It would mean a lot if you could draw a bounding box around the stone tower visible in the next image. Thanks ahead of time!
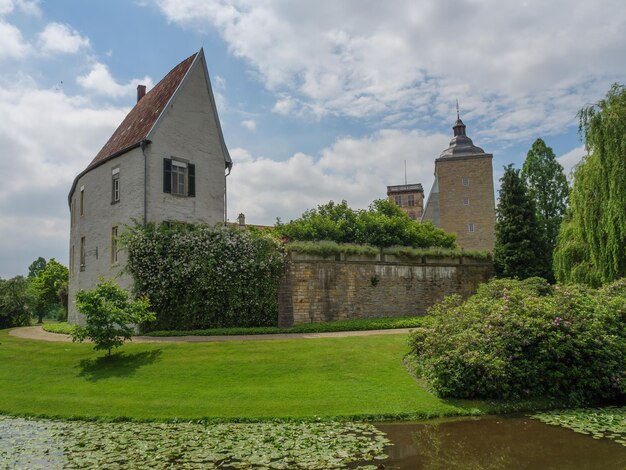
[387,183,424,220]
[422,115,495,252]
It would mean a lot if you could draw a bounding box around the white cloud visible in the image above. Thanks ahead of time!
[0,0,41,16]
[0,20,30,59]
[38,22,90,54]
[77,62,153,99]
[152,0,626,140]
[227,129,449,225]
[557,145,586,180]
[241,119,256,131]
[0,77,130,277]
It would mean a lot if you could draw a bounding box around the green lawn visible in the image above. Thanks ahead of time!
[0,327,493,421]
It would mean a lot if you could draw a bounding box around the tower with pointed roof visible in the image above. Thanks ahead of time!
[67,49,233,324]
[421,113,495,252]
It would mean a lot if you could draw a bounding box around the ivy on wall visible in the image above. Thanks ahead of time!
[123,223,286,331]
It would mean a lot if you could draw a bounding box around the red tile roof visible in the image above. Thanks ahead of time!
[87,53,197,170]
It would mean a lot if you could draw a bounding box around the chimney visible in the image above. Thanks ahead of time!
[237,213,246,227]
[137,84,146,103]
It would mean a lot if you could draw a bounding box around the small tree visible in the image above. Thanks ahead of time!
[494,165,548,279]
[72,279,154,356]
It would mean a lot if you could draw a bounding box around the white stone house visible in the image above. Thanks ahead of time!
[67,49,232,324]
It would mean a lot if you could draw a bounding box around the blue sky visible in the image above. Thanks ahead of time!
[1,0,625,277]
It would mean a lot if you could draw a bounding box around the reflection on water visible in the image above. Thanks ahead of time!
[376,416,626,470]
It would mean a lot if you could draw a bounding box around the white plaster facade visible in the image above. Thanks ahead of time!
[67,50,231,324]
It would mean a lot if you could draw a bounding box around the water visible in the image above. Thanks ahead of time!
[1,415,624,469]
[376,416,626,469]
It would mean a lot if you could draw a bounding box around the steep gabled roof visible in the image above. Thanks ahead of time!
[69,49,233,204]
[88,53,196,170]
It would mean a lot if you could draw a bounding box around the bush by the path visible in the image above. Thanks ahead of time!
[409,277,626,405]
[124,223,286,331]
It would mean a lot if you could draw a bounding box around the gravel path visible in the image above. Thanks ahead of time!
[9,325,413,343]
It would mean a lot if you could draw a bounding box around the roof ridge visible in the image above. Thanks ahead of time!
[87,52,197,170]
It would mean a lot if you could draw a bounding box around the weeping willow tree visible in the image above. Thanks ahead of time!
[554,84,626,286]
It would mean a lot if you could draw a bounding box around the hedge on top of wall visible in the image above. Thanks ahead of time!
[123,223,286,331]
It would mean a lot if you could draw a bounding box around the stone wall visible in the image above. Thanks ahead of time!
[278,252,493,327]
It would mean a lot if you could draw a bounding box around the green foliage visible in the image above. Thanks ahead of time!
[276,199,456,248]
[27,257,47,279]
[124,223,286,331]
[29,258,68,323]
[409,277,626,405]
[532,407,626,446]
[384,246,492,261]
[521,138,569,282]
[42,321,76,335]
[145,315,430,337]
[554,84,626,285]
[284,241,491,261]
[285,240,379,257]
[494,165,549,279]
[72,279,154,356]
[0,276,32,329]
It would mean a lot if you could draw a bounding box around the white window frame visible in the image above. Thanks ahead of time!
[171,160,187,196]
[462,176,469,187]
[468,223,475,233]
[111,226,119,264]
[111,168,120,203]
[463,197,470,206]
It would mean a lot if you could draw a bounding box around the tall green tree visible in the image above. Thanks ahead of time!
[29,259,69,323]
[0,276,32,329]
[554,83,626,285]
[494,165,549,279]
[27,257,47,279]
[521,138,569,281]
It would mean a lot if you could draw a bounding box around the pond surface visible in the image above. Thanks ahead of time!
[376,416,626,469]
[1,415,625,469]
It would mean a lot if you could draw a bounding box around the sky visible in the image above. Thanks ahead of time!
[1,0,625,278]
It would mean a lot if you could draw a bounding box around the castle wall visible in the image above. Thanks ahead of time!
[278,251,493,327]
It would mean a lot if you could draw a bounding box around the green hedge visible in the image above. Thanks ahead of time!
[409,277,626,405]
[284,241,491,261]
[123,223,286,331]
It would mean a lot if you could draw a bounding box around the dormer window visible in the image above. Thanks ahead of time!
[163,158,195,197]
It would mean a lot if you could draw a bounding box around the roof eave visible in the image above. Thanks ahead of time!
[67,142,141,206]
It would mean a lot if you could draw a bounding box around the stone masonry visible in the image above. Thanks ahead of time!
[278,251,493,327]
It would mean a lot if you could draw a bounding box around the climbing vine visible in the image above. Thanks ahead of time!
[123,223,286,331]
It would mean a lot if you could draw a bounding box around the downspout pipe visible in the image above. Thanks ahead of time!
[140,139,151,227]
[224,163,232,225]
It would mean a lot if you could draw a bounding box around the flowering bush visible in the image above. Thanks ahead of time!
[123,223,286,331]
[409,278,626,405]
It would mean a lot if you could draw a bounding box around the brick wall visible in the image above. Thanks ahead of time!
[278,251,493,327]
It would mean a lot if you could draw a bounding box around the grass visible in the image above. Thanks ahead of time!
[0,327,506,422]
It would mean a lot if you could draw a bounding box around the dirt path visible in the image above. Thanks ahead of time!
[9,325,413,343]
